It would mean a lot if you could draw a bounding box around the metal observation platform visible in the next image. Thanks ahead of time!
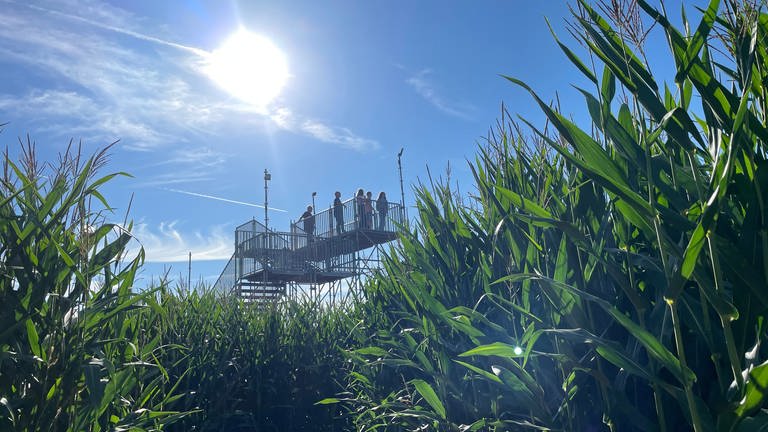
[213,196,404,303]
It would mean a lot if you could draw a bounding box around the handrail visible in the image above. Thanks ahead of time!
[213,254,236,294]
[291,196,403,240]
[215,194,404,294]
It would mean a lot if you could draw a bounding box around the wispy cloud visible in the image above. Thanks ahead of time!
[269,107,379,151]
[137,171,214,187]
[0,90,176,150]
[0,0,379,153]
[0,8,209,150]
[163,188,288,212]
[130,221,232,263]
[24,1,208,57]
[131,147,231,186]
[406,69,475,119]
[145,147,229,170]
[300,119,379,151]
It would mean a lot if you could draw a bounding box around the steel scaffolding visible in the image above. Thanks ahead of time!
[213,196,404,303]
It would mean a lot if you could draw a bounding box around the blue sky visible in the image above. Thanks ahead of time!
[0,0,701,287]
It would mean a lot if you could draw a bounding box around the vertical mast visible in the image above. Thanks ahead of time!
[397,148,406,225]
[264,169,271,231]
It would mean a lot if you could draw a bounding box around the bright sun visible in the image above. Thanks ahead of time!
[205,29,289,108]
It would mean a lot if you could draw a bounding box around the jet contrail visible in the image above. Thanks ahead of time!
[164,188,287,212]
[22,2,210,57]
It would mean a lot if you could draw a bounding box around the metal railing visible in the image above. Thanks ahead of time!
[291,196,403,239]
[214,195,405,294]
[213,255,237,293]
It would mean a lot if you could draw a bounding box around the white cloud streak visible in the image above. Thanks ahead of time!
[163,188,288,212]
[130,221,232,263]
[300,119,379,151]
[0,8,211,150]
[269,107,379,151]
[24,2,209,57]
[0,0,380,153]
[137,171,214,187]
[406,69,475,119]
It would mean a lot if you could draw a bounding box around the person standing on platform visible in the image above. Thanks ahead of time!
[301,205,315,242]
[376,191,388,230]
[333,191,344,235]
[355,188,365,229]
[364,191,374,229]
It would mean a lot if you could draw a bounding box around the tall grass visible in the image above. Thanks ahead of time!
[140,287,358,431]
[0,141,185,431]
[0,141,359,431]
[342,0,768,430]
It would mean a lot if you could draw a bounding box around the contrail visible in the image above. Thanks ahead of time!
[164,188,287,212]
[22,2,210,57]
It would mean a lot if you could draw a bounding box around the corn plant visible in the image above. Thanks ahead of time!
[142,286,358,431]
[343,0,768,430]
[0,141,185,431]
[342,127,597,431]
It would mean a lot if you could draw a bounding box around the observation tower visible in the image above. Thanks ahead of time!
[213,194,405,303]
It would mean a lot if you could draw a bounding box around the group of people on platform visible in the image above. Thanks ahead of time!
[299,189,390,239]
[350,189,388,233]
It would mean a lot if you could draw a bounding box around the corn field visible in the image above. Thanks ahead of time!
[341,0,768,430]
[0,142,356,430]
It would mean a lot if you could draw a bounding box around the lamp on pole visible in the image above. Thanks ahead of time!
[263,169,271,290]
[397,148,406,225]
[264,169,271,232]
[311,191,317,212]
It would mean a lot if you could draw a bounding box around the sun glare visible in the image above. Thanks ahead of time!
[205,29,289,108]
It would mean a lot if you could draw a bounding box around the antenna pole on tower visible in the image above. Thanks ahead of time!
[264,169,271,231]
[397,148,406,225]
[263,169,272,295]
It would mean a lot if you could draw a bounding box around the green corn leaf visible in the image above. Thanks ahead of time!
[453,360,503,384]
[595,344,655,383]
[682,78,693,109]
[411,379,446,419]
[680,219,708,280]
[90,231,132,269]
[25,318,41,359]
[460,419,488,432]
[606,306,696,385]
[601,64,616,105]
[459,342,524,358]
[495,185,552,218]
[577,0,657,87]
[355,346,389,357]
[716,237,768,309]
[675,0,720,82]
[735,411,768,432]
[690,267,739,321]
[553,236,568,283]
[522,273,696,385]
[735,360,768,417]
[546,18,597,84]
[446,313,485,339]
[578,88,644,167]
[489,364,538,406]
[519,126,656,240]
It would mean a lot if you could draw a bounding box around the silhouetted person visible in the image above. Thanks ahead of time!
[364,191,374,229]
[376,191,388,230]
[333,191,344,235]
[355,188,365,229]
[301,205,315,242]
